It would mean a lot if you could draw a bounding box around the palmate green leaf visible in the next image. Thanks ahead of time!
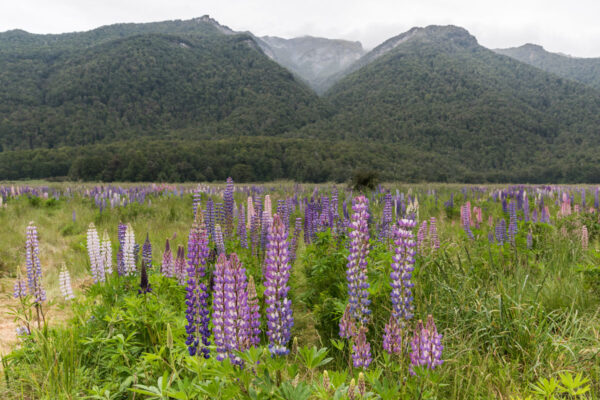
[277,381,312,400]
[130,373,169,399]
[530,377,559,398]
[298,346,333,370]
[557,372,591,396]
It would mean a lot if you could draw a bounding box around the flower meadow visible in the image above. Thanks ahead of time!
[1,181,599,399]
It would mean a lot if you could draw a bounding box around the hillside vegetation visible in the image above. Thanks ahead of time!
[1,20,600,182]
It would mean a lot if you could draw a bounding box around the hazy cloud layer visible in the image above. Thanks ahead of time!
[2,0,600,57]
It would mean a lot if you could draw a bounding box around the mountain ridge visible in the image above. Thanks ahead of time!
[2,17,600,182]
[495,43,600,90]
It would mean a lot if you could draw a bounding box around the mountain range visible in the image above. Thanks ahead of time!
[1,16,600,183]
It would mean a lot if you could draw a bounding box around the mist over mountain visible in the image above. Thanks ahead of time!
[256,35,365,93]
[1,16,600,183]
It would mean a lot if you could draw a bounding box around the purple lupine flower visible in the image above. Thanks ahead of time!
[142,233,152,269]
[175,245,187,285]
[59,265,75,300]
[215,202,225,228]
[488,231,494,244]
[352,326,372,369]
[13,279,27,299]
[527,231,533,249]
[72,210,76,222]
[26,222,46,303]
[541,206,550,224]
[117,223,127,276]
[138,257,152,295]
[523,192,530,222]
[595,188,599,209]
[331,185,339,223]
[238,205,247,249]
[277,199,288,230]
[215,224,225,255]
[161,239,174,278]
[185,211,211,358]
[290,217,302,264]
[304,200,312,244]
[339,304,357,339]
[87,223,104,283]
[224,253,250,365]
[381,193,393,239]
[417,220,427,253]
[342,199,349,221]
[460,203,474,239]
[205,199,215,242]
[264,214,293,356]
[250,206,261,256]
[224,178,235,238]
[192,187,202,219]
[409,315,443,375]
[495,219,506,245]
[247,275,261,347]
[212,254,228,361]
[429,217,440,250]
[390,219,417,323]
[346,196,371,325]
[508,201,518,244]
[382,315,402,355]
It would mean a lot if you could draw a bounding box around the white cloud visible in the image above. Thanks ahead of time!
[1,0,599,57]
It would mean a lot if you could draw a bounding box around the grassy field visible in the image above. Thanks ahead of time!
[0,182,598,399]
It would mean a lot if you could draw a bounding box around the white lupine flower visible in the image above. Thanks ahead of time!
[87,223,104,283]
[123,224,136,276]
[247,196,254,229]
[101,231,113,276]
[264,195,272,219]
[59,265,75,301]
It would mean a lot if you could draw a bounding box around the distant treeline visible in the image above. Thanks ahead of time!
[2,138,599,183]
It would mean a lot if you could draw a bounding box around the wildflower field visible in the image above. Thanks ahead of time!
[0,181,599,399]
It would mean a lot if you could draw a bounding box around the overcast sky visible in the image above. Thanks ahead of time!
[2,0,600,57]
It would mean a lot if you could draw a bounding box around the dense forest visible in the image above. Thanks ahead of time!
[0,32,329,150]
[1,18,600,182]
[496,44,600,90]
[1,137,599,183]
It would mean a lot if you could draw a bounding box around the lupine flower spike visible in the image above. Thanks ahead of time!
[352,325,372,368]
[346,196,371,325]
[59,265,75,301]
[123,224,136,276]
[142,233,152,268]
[161,239,174,278]
[409,315,443,375]
[175,245,187,285]
[224,253,250,365]
[101,231,112,276]
[246,275,261,347]
[87,223,104,283]
[264,214,294,356]
[26,222,46,304]
[339,304,357,339]
[185,211,211,358]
